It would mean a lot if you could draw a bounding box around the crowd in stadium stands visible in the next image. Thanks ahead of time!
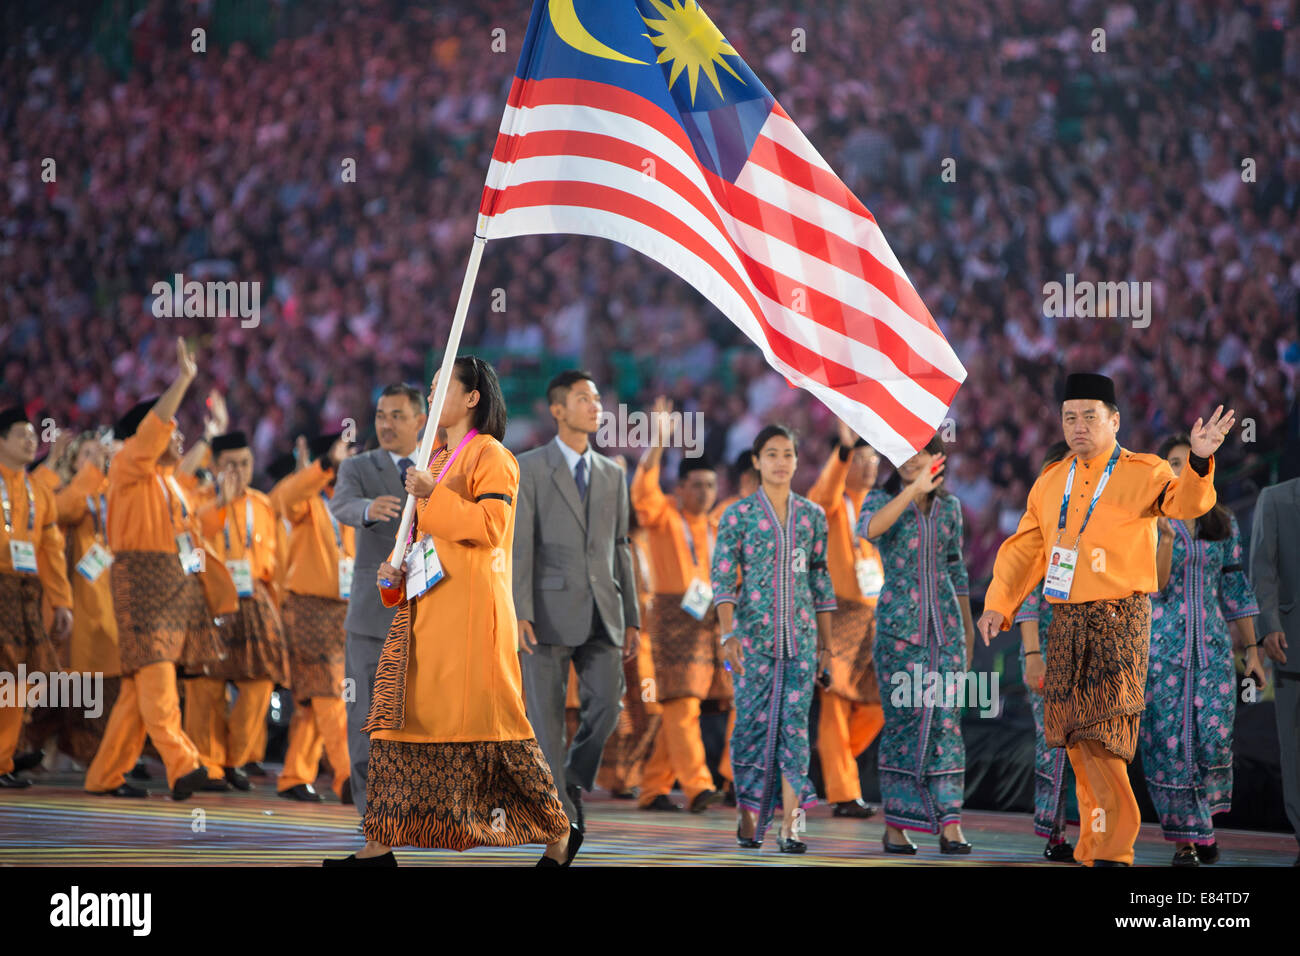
[2,0,1299,596]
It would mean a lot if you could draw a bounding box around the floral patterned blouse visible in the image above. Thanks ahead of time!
[711,487,836,659]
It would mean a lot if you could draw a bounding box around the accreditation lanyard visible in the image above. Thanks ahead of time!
[0,473,35,535]
[1044,443,1120,600]
[679,512,716,620]
[158,474,201,574]
[403,429,478,600]
[324,490,353,600]
[156,474,189,529]
[680,513,715,572]
[86,494,108,540]
[222,496,255,554]
[322,491,343,551]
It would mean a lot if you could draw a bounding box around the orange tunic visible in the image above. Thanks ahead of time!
[985,443,1218,628]
[631,461,716,592]
[371,434,533,743]
[107,411,205,554]
[0,461,72,608]
[805,452,882,606]
[198,488,286,605]
[43,462,120,675]
[269,461,356,599]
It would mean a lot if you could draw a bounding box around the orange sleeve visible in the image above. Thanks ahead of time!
[631,460,671,529]
[1149,455,1217,519]
[116,411,174,484]
[270,460,333,522]
[983,478,1047,629]
[416,442,518,548]
[53,463,105,526]
[807,451,849,518]
[36,483,72,608]
[32,464,61,492]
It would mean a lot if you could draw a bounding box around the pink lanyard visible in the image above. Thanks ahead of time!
[405,429,479,547]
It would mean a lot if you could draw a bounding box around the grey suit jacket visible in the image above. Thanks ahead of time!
[329,448,408,638]
[513,439,640,646]
[1251,478,1300,669]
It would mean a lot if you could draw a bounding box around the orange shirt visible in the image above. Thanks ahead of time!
[806,452,882,606]
[269,461,356,600]
[199,488,285,599]
[631,460,716,594]
[107,411,203,554]
[36,462,119,674]
[0,461,72,607]
[985,442,1218,628]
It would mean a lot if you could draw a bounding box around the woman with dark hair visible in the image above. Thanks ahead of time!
[325,355,578,866]
[1013,440,1080,861]
[711,424,836,851]
[857,434,975,854]
[1142,433,1266,866]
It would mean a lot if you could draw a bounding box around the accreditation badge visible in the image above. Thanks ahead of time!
[855,556,883,599]
[680,577,714,620]
[338,557,354,601]
[9,539,38,574]
[1042,545,1078,600]
[404,535,444,600]
[226,558,254,598]
[75,542,113,582]
[175,533,202,575]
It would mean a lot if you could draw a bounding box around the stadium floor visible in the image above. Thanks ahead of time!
[0,764,1294,867]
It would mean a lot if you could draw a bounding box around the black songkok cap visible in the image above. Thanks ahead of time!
[113,398,158,440]
[1062,373,1117,408]
[308,432,344,462]
[210,431,250,456]
[0,406,29,437]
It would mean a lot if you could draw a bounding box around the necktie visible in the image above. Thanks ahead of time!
[398,457,413,487]
[574,456,588,500]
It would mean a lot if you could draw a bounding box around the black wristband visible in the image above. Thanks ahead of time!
[1024,650,1042,657]
[1187,452,1210,476]
[837,444,851,462]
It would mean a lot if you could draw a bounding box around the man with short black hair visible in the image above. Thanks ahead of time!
[329,384,427,816]
[514,370,640,830]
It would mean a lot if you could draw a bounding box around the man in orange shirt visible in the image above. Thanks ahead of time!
[270,433,354,802]
[188,430,290,792]
[0,407,74,788]
[979,373,1231,866]
[83,338,222,800]
[632,397,729,813]
[807,421,884,817]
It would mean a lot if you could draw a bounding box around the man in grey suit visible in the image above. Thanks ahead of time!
[328,384,427,817]
[515,370,640,831]
[1250,477,1300,864]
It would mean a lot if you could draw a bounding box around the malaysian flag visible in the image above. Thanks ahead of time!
[477,0,966,465]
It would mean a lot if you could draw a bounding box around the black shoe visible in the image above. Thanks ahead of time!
[128,761,151,781]
[832,798,878,818]
[640,794,682,812]
[339,778,353,805]
[1172,846,1200,867]
[171,765,209,801]
[323,850,396,867]
[1196,842,1219,864]
[723,783,737,807]
[777,835,807,853]
[224,766,253,791]
[611,788,638,800]
[565,783,585,833]
[736,823,762,848]
[537,824,584,867]
[1043,839,1075,862]
[939,834,972,855]
[0,772,32,789]
[1093,859,1129,867]
[12,750,44,773]
[882,833,917,854]
[201,775,233,792]
[89,783,148,798]
[241,761,268,778]
[689,789,724,813]
[279,783,323,802]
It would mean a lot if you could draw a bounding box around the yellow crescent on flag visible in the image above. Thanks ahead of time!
[548,0,648,64]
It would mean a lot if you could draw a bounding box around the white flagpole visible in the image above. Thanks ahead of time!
[388,234,488,566]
